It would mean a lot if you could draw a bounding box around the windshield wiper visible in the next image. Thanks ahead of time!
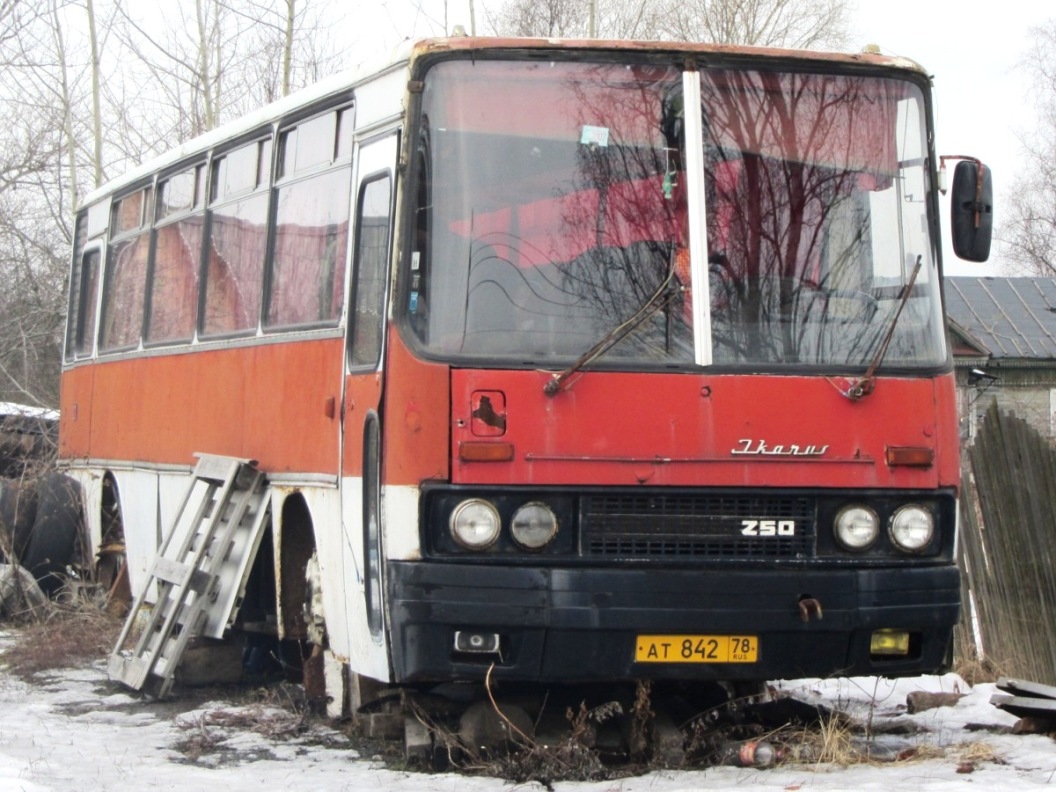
[840,254,923,401]
[543,258,681,396]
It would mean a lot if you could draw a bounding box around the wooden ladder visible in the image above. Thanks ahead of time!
[108,454,270,698]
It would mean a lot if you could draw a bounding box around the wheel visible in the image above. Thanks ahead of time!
[22,473,82,598]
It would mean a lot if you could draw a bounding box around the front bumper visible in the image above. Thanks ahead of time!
[387,561,959,684]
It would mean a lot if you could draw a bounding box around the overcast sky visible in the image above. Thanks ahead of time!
[852,0,1053,275]
[357,0,1054,275]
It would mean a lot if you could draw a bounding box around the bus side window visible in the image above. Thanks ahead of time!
[148,165,205,344]
[72,249,101,358]
[349,174,392,367]
[99,187,153,353]
[201,138,272,338]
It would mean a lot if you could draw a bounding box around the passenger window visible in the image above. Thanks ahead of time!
[99,186,153,353]
[266,108,355,330]
[266,166,352,328]
[202,139,272,337]
[148,166,206,344]
[71,249,101,358]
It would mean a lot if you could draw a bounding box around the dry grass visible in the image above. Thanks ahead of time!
[768,720,1006,771]
[953,651,1005,686]
[0,594,122,680]
[176,702,310,742]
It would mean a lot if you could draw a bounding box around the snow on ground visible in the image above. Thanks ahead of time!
[0,402,58,421]
[0,656,1054,791]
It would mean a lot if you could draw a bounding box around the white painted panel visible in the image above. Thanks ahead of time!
[111,469,160,602]
[64,468,104,551]
[383,485,421,561]
[338,476,390,682]
[353,68,406,131]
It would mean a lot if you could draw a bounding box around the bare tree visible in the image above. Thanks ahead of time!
[112,0,343,144]
[659,0,849,50]
[491,0,586,37]
[0,0,46,49]
[489,0,660,39]
[0,0,356,409]
[1001,20,1056,275]
[0,0,86,408]
[489,0,849,49]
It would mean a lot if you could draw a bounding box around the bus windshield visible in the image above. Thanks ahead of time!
[409,58,946,371]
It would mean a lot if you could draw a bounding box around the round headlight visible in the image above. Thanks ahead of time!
[511,502,558,549]
[450,499,501,549]
[889,505,934,553]
[834,505,880,550]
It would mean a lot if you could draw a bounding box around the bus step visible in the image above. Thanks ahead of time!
[107,453,271,698]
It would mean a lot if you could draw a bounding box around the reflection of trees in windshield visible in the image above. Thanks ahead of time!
[413,59,945,370]
[555,70,690,358]
[701,69,940,367]
[416,60,689,361]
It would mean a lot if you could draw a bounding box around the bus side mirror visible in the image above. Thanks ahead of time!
[950,160,993,262]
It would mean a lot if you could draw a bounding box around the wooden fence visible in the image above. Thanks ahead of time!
[958,401,1056,684]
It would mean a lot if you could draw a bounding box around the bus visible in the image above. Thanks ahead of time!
[59,36,992,715]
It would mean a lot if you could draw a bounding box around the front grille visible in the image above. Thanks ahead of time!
[582,493,816,559]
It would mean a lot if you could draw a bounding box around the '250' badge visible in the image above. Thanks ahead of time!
[741,520,796,536]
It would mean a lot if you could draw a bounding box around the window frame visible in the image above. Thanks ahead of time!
[98,183,156,355]
[264,103,356,333]
[348,167,395,370]
[198,133,275,340]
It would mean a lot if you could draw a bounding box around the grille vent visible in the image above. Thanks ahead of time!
[581,493,816,559]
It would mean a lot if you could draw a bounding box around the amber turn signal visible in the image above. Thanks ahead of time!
[885,446,934,468]
[458,441,515,462]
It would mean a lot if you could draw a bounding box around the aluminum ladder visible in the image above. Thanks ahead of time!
[107,454,270,698]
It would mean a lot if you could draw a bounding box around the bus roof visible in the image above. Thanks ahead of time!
[81,36,928,210]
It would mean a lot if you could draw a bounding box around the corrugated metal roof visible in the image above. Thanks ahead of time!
[944,277,1056,359]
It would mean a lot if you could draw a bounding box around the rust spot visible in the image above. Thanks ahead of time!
[278,494,314,640]
[302,643,327,714]
[471,392,507,434]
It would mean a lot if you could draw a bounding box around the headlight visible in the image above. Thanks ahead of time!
[889,505,934,553]
[450,499,501,549]
[834,505,879,550]
[510,502,558,549]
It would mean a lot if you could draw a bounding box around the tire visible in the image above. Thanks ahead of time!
[0,478,39,561]
[22,473,81,598]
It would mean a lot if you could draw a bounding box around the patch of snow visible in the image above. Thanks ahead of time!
[0,402,58,422]
[0,659,1053,790]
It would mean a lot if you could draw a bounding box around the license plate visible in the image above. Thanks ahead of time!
[635,634,758,663]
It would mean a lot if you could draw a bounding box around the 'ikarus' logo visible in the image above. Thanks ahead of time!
[731,438,829,457]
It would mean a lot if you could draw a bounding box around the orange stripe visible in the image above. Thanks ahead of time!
[61,338,343,473]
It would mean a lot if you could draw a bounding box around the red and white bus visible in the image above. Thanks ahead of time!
[60,37,991,708]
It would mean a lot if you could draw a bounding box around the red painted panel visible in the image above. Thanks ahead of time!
[242,341,343,473]
[342,371,382,478]
[450,369,959,491]
[933,373,960,487]
[64,338,343,473]
[381,332,450,486]
[58,364,94,459]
